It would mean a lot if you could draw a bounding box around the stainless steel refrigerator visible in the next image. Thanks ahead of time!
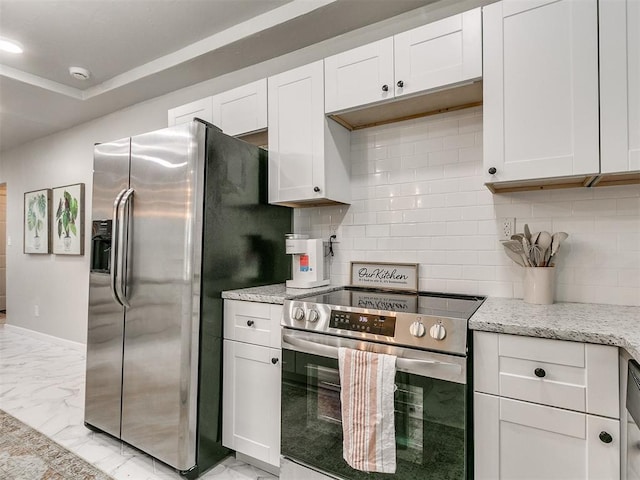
[84,120,291,477]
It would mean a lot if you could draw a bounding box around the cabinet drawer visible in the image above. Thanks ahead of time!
[224,299,283,348]
[474,331,619,418]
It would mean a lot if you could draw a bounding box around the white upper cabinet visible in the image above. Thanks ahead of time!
[483,0,600,185]
[599,0,640,174]
[268,61,350,207]
[324,38,394,114]
[211,79,267,137]
[324,8,481,115]
[167,97,213,126]
[394,8,481,98]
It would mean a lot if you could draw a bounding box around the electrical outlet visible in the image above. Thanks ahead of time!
[34,305,40,317]
[501,218,516,240]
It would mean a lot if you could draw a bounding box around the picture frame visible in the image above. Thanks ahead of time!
[350,261,418,291]
[52,183,85,255]
[23,188,52,254]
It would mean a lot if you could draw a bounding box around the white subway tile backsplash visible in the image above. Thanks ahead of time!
[444,133,476,150]
[428,149,459,166]
[293,110,639,306]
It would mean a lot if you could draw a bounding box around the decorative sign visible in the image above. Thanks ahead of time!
[350,262,418,291]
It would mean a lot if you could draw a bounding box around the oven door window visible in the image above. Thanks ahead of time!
[281,349,467,479]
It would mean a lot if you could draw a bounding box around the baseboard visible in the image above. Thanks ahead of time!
[2,324,85,352]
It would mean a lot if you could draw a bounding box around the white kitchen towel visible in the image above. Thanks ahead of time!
[338,347,397,473]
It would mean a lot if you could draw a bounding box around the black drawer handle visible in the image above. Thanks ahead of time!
[271,357,279,365]
[382,84,389,92]
[246,320,254,327]
[397,80,404,88]
[599,431,613,444]
[488,167,497,175]
[534,368,546,378]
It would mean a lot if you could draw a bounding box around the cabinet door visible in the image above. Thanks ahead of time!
[212,79,267,137]
[324,38,394,113]
[475,393,620,480]
[483,0,599,183]
[268,61,325,204]
[167,97,213,126]
[394,8,481,98]
[222,340,281,467]
[600,0,640,173]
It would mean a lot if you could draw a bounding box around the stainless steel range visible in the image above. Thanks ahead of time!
[280,286,485,480]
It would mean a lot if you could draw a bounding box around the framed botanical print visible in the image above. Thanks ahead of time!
[24,189,52,254]
[52,183,85,255]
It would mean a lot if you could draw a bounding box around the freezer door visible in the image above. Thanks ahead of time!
[120,122,205,470]
[85,138,130,438]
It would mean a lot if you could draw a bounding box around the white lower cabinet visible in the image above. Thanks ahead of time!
[222,339,281,467]
[475,393,620,479]
[222,300,283,469]
[474,331,620,479]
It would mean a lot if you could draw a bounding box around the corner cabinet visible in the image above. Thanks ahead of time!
[268,61,351,207]
[222,300,283,469]
[474,331,620,479]
[599,0,640,175]
[482,0,600,187]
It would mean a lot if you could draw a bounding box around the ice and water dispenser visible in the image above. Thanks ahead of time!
[90,220,112,273]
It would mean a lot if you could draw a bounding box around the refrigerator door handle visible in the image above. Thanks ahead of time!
[110,188,128,307]
[115,188,134,308]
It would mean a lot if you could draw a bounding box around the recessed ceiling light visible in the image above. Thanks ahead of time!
[69,66,91,81]
[0,37,23,54]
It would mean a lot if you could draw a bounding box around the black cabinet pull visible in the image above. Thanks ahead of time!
[534,368,546,378]
[313,186,320,193]
[271,357,279,365]
[599,431,613,444]
[397,80,404,88]
[488,167,497,175]
[382,84,389,92]
[246,320,254,327]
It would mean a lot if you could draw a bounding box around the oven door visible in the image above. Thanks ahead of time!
[281,329,469,480]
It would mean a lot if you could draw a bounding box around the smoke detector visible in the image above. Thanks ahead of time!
[69,66,91,81]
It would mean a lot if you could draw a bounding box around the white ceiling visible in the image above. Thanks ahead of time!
[0,0,443,153]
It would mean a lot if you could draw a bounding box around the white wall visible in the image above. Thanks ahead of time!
[296,107,640,306]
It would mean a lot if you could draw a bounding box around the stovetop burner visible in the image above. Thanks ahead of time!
[282,287,485,356]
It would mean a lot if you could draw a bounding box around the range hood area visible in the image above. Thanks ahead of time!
[328,80,483,131]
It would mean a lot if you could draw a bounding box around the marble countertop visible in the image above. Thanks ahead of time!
[470,297,640,361]
[222,284,640,362]
[221,283,341,304]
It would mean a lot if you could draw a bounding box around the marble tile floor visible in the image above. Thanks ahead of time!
[0,325,277,480]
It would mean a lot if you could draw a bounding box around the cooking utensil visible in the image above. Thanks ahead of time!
[502,242,526,266]
[549,232,568,260]
[536,231,552,266]
[524,224,532,242]
[521,236,533,266]
[503,240,531,267]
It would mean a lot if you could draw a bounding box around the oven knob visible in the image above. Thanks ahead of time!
[293,307,305,321]
[307,309,320,323]
[430,323,447,341]
[409,321,426,338]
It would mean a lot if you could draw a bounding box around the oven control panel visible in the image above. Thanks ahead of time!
[329,310,396,337]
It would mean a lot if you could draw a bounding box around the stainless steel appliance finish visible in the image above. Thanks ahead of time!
[85,120,291,476]
[280,287,484,480]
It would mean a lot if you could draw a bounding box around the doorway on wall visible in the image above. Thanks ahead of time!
[0,183,6,323]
